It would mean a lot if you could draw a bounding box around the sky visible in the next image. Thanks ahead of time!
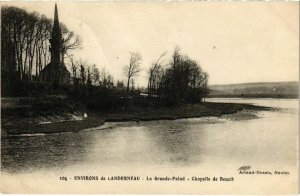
[2,2,299,87]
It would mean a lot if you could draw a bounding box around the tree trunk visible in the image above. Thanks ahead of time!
[127,77,130,92]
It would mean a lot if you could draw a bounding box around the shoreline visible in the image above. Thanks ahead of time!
[2,102,272,136]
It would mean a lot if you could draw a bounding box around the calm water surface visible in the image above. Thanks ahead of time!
[1,98,298,176]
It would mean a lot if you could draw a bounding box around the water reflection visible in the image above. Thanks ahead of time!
[2,120,208,173]
[144,121,205,166]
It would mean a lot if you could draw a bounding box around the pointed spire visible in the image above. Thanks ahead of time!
[55,3,58,17]
[53,3,60,30]
[50,3,63,84]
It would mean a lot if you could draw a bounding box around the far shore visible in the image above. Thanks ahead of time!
[2,102,272,136]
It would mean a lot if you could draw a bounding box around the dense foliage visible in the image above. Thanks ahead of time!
[148,48,209,105]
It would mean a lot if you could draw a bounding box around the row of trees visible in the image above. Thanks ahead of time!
[1,5,209,106]
[1,6,79,84]
[1,5,130,97]
[69,58,115,88]
[120,48,209,105]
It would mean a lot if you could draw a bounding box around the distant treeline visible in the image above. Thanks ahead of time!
[209,81,299,99]
[208,94,298,99]
[70,47,209,109]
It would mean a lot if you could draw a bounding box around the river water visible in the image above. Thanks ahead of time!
[1,98,299,194]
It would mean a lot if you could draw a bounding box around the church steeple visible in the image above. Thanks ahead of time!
[53,3,60,34]
[50,3,63,83]
[54,3,59,22]
[50,3,62,63]
[41,3,70,85]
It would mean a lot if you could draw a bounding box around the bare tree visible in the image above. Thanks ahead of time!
[131,79,135,91]
[116,80,125,88]
[1,6,80,83]
[99,68,114,88]
[148,51,166,97]
[69,57,79,84]
[92,64,100,85]
[78,59,87,85]
[158,47,209,104]
[60,23,81,61]
[123,52,142,92]
[86,66,92,86]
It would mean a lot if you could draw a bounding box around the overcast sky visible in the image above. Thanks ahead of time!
[3,2,299,87]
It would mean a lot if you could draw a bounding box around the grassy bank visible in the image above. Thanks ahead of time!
[2,102,271,136]
[2,116,105,136]
[93,102,271,121]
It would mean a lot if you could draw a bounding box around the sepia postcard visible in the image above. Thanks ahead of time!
[0,1,299,194]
